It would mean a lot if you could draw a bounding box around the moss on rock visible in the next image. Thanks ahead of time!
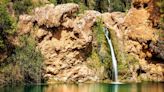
[87,18,112,81]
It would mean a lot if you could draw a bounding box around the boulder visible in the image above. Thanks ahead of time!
[34,3,79,27]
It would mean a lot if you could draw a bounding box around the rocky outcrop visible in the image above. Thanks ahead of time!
[18,3,111,83]
[34,4,79,27]
[102,2,164,81]
[132,0,161,27]
[122,6,163,82]
[123,8,158,59]
[17,2,164,83]
[35,4,99,83]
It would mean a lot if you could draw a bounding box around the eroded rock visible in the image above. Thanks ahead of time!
[34,3,79,27]
[18,3,106,83]
[17,2,164,83]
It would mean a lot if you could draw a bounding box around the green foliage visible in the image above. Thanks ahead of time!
[94,0,109,12]
[81,0,131,12]
[156,0,164,29]
[13,0,33,15]
[88,50,101,68]
[85,18,113,80]
[0,64,23,85]
[48,0,131,12]
[59,0,83,4]
[72,0,81,3]
[87,18,112,79]
[48,0,57,5]
[157,0,164,14]
[110,0,131,12]
[12,35,44,84]
[108,28,125,65]
[78,2,89,13]
[108,27,139,81]
[0,1,15,51]
[94,18,105,43]
[118,54,139,80]
[0,35,44,85]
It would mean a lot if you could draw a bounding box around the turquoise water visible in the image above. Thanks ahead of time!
[1,83,164,92]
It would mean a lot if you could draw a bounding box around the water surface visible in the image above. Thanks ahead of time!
[1,83,164,92]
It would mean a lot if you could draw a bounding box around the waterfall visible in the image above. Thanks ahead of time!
[103,27,118,82]
[107,0,113,12]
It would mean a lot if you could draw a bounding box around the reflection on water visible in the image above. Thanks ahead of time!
[0,83,164,92]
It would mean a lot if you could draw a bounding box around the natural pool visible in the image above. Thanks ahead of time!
[1,82,164,92]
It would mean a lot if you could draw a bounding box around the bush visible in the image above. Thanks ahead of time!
[0,64,23,85]
[0,1,15,51]
[12,35,44,84]
[48,0,131,12]
[13,0,33,15]
[48,0,57,5]
[156,0,164,29]
[0,35,44,85]
[110,0,131,12]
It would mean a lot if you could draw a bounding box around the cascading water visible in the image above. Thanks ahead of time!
[103,27,118,82]
[107,0,112,12]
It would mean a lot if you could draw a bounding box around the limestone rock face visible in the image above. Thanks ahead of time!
[17,2,164,82]
[36,4,100,83]
[102,5,164,82]
[17,15,34,35]
[123,8,158,59]
[18,3,104,83]
[123,8,163,81]
[132,0,161,27]
[34,3,79,27]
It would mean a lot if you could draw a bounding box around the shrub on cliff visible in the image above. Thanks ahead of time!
[157,0,164,29]
[156,0,164,40]
[49,0,57,5]
[13,0,33,15]
[48,0,131,12]
[12,35,44,84]
[0,1,15,51]
[0,35,44,85]
[87,18,112,79]
[110,0,131,12]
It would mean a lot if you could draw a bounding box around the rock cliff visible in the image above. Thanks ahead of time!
[17,2,164,83]
[103,0,164,82]
[18,3,111,83]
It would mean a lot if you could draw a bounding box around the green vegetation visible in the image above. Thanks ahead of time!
[48,0,57,5]
[0,1,15,51]
[108,27,139,81]
[13,0,33,15]
[49,0,81,4]
[155,0,164,40]
[49,0,131,12]
[110,0,131,12]
[13,0,48,15]
[87,18,112,79]
[108,28,140,81]
[0,35,44,85]
[157,0,164,29]
[0,0,44,85]
[108,28,125,65]
[12,35,44,84]
[1,0,162,84]
[118,54,139,81]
